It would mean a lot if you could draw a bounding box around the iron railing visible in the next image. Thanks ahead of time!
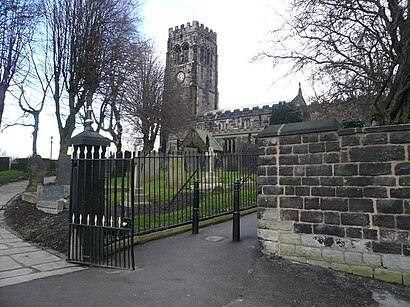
[132,150,258,235]
[68,149,257,269]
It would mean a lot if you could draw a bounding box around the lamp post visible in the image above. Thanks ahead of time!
[50,136,53,173]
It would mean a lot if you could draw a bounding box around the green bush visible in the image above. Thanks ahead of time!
[341,117,366,128]
[270,102,303,125]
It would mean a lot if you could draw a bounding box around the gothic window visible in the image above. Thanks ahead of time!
[174,45,181,64]
[200,45,205,63]
[193,45,198,61]
[206,49,210,65]
[224,138,236,153]
[182,43,189,63]
[243,118,251,129]
[210,49,213,67]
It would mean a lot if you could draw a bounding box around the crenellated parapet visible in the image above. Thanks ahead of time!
[197,104,275,120]
[168,20,217,42]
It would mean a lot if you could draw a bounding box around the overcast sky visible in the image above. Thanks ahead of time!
[1,0,307,158]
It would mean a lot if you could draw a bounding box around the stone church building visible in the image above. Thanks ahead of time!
[162,21,305,153]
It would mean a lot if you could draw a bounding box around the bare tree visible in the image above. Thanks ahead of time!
[1,22,52,157]
[94,13,140,153]
[258,0,410,124]
[122,42,163,153]
[0,0,38,128]
[43,0,139,162]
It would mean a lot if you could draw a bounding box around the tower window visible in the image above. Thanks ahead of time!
[243,118,251,129]
[174,45,181,64]
[200,46,205,63]
[193,45,198,61]
[182,43,189,63]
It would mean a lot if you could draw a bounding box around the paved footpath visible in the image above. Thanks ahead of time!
[0,179,85,288]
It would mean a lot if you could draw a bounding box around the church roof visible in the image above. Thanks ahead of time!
[181,128,223,152]
[193,128,223,152]
[290,83,306,107]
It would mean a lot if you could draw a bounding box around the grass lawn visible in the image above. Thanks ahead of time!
[0,170,27,185]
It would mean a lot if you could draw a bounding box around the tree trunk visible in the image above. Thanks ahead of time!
[32,112,40,156]
[0,85,6,128]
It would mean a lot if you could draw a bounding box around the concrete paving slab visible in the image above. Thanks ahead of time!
[0,246,39,256]
[0,232,19,239]
[5,241,32,248]
[32,261,78,272]
[0,256,22,271]
[0,238,22,244]
[11,250,61,266]
[0,268,34,279]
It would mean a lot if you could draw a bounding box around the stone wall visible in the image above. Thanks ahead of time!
[257,119,410,285]
[193,105,274,152]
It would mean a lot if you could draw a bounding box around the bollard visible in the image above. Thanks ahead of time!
[233,179,240,242]
[192,178,200,234]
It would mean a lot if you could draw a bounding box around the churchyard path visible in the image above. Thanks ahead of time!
[0,178,85,288]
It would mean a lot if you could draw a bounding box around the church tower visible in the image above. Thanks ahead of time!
[165,21,219,116]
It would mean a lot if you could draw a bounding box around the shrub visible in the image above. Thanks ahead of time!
[341,117,366,128]
[270,102,303,125]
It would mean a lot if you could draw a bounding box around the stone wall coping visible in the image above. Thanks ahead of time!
[258,120,410,138]
[257,119,340,138]
[338,123,410,135]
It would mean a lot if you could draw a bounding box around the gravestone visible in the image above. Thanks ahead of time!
[168,154,184,188]
[199,147,223,191]
[58,154,72,185]
[26,155,46,192]
[134,151,160,183]
[36,184,70,214]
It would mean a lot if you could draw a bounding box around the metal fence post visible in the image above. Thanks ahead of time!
[233,179,240,242]
[192,178,200,234]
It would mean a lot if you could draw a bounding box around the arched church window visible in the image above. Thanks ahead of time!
[182,43,189,63]
[210,49,213,67]
[243,118,251,129]
[200,45,205,63]
[193,45,198,61]
[206,49,210,65]
[174,45,181,64]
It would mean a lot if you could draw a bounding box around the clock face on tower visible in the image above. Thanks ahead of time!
[176,71,185,83]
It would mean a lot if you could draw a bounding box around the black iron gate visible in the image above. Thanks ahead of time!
[67,148,257,270]
[68,150,135,270]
